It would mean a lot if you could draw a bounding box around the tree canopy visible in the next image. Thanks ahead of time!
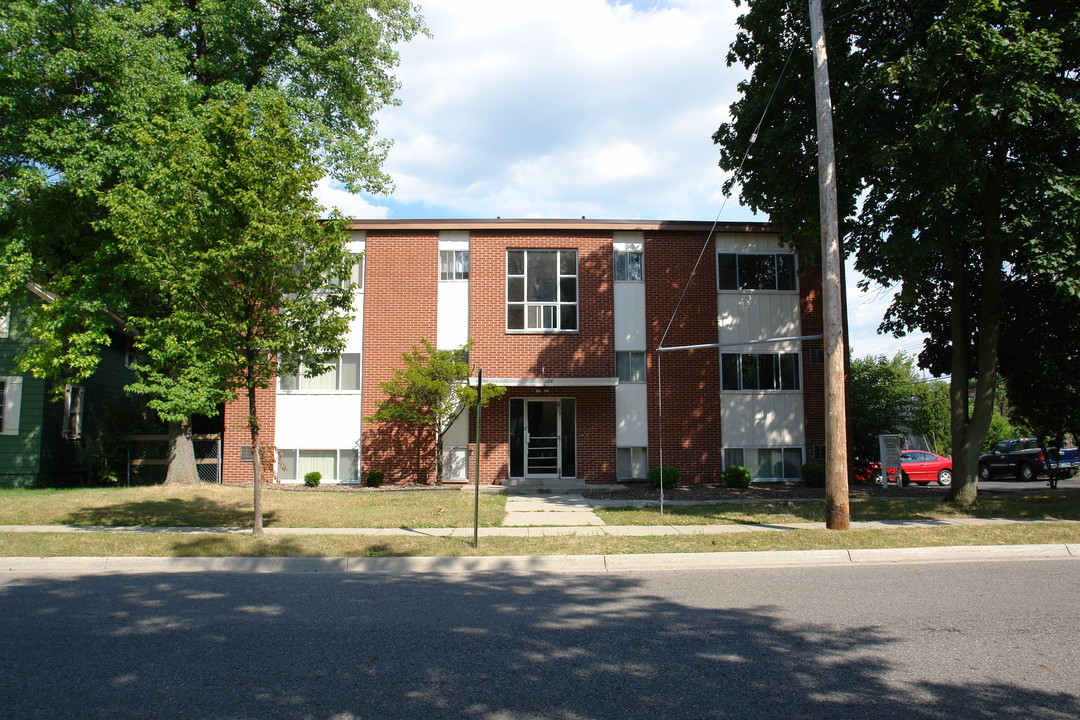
[366,340,506,484]
[715,0,1080,504]
[0,0,425,491]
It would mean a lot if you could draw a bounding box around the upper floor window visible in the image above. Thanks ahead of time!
[440,250,469,280]
[280,354,362,391]
[721,352,800,391]
[0,310,9,338]
[614,250,643,281]
[717,253,796,291]
[507,250,578,331]
[350,254,365,290]
[63,384,84,440]
[616,351,646,382]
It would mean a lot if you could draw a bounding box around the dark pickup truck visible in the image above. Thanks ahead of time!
[978,438,1080,486]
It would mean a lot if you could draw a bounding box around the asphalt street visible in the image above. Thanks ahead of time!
[2,558,1078,719]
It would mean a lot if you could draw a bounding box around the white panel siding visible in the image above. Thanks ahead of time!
[720,393,805,446]
[437,282,470,350]
[613,283,646,351]
[277,394,364,449]
[437,232,470,351]
[714,233,784,254]
[717,292,801,347]
[615,383,649,446]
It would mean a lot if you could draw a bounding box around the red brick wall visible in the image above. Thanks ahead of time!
[644,231,723,483]
[360,231,440,483]
[467,231,616,484]
[222,385,277,485]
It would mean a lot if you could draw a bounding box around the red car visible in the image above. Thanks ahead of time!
[896,450,953,486]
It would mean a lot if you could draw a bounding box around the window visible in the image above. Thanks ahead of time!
[278,449,359,482]
[439,250,469,280]
[0,377,14,435]
[717,253,796,291]
[0,310,9,338]
[62,384,84,440]
[279,354,361,391]
[721,353,800,391]
[725,447,803,480]
[507,250,578,331]
[616,351,646,382]
[614,250,643,281]
[617,447,648,479]
[350,254,365,290]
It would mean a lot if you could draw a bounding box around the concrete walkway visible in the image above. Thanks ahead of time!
[502,493,607,526]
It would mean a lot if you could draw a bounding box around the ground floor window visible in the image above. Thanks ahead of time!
[278,448,359,482]
[724,447,803,480]
[617,447,648,479]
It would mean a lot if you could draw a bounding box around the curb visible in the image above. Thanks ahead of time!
[2,543,1077,576]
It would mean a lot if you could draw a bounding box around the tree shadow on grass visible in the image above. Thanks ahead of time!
[62,496,276,528]
[2,564,1077,719]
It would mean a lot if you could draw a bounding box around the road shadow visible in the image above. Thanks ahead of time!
[1,567,1076,719]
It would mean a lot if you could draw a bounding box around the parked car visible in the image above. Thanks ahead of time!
[873,450,953,487]
[978,438,1079,486]
[897,450,952,486]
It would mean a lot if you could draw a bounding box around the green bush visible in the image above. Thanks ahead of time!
[303,471,321,488]
[647,465,681,489]
[801,462,826,488]
[364,470,384,488]
[722,465,753,488]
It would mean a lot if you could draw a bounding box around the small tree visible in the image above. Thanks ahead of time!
[366,340,505,484]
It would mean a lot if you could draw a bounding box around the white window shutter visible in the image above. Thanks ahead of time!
[2,376,22,435]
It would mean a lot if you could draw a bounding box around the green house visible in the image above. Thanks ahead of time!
[0,296,136,487]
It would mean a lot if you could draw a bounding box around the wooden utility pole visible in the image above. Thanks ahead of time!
[809,0,850,529]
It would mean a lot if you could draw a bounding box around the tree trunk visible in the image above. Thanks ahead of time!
[248,386,264,537]
[163,417,200,485]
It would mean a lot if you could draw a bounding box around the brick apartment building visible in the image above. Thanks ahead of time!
[222,218,837,488]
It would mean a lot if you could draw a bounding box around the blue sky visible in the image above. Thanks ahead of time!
[315,0,928,360]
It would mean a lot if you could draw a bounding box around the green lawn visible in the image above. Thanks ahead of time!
[0,485,506,529]
[594,494,1080,525]
[0,522,1077,558]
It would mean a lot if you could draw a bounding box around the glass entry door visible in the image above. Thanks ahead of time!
[525,400,560,477]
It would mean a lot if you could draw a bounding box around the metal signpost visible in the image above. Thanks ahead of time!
[879,434,903,489]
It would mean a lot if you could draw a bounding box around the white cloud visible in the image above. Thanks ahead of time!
[314,179,389,219]
[316,0,915,358]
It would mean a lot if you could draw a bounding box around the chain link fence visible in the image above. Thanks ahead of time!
[127,434,221,485]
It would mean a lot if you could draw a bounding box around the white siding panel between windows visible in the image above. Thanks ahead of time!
[717,292,801,346]
[720,393,805,447]
[437,280,470,351]
[714,233,784,254]
[343,293,365,353]
[276,394,363,449]
[443,411,470,447]
[615,383,649,446]
[614,283,646,351]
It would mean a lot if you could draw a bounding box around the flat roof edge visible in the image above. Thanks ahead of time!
[344,218,777,233]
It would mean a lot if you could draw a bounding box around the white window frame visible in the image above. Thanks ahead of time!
[279,354,362,392]
[717,252,797,291]
[0,376,22,435]
[439,250,469,281]
[616,351,646,383]
[617,446,648,480]
[506,249,579,332]
[614,250,644,282]
[277,448,359,482]
[724,446,803,481]
[721,352,801,392]
[63,384,85,440]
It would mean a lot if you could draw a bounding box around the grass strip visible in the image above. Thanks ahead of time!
[1,522,1077,559]
[0,485,506,529]
[594,494,1080,525]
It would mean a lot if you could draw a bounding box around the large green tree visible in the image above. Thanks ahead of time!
[0,0,424,484]
[106,98,355,534]
[715,0,1080,505]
